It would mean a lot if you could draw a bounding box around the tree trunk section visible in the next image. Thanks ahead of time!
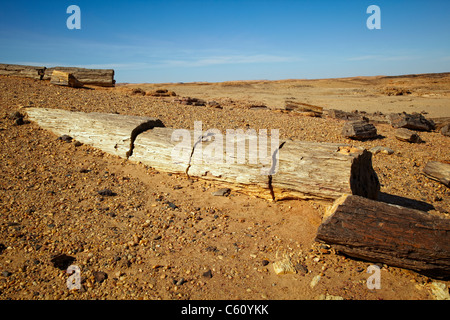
[43,67,115,87]
[50,71,84,88]
[24,108,380,202]
[315,194,450,278]
[423,161,450,187]
[0,63,46,80]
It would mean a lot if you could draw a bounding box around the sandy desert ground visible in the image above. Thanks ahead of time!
[0,73,449,301]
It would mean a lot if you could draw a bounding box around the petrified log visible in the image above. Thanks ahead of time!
[0,63,46,80]
[342,120,378,140]
[423,161,450,187]
[24,108,380,202]
[44,67,115,87]
[388,112,435,131]
[50,71,84,88]
[315,194,450,278]
[284,100,323,117]
[395,128,422,143]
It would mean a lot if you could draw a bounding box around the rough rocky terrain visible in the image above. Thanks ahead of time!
[0,74,449,300]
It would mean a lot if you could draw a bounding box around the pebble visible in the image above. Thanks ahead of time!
[211,188,231,196]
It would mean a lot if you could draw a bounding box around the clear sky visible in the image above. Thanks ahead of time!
[1,0,449,83]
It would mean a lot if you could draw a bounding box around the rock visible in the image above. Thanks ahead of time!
[295,263,308,274]
[388,112,435,131]
[441,124,450,137]
[310,275,321,288]
[395,128,422,143]
[430,281,450,300]
[93,271,108,283]
[207,101,222,109]
[1,271,12,277]
[273,255,296,275]
[8,111,24,120]
[50,254,76,270]
[212,188,231,196]
[342,120,378,140]
[57,134,73,143]
[0,243,6,254]
[369,146,394,155]
[166,201,178,209]
[261,260,270,267]
[202,269,213,278]
[317,293,344,300]
[97,189,116,196]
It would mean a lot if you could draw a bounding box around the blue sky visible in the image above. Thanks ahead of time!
[1,0,449,83]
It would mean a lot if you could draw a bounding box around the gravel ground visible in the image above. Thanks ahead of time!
[0,76,449,300]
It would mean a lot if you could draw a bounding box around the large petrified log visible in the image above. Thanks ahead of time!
[315,194,450,278]
[0,63,46,80]
[24,108,380,202]
[43,67,115,87]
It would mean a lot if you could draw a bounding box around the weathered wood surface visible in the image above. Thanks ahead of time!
[423,161,450,187]
[388,112,436,131]
[395,128,422,143]
[284,100,323,117]
[25,107,380,202]
[0,63,46,80]
[342,120,378,140]
[50,71,84,88]
[43,67,115,87]
[316,194,450,278]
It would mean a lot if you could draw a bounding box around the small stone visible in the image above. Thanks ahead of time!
[369,146,394,155]
[273,256,296,275]
[1,271,12,277]
[73,141,83,147]
[202,269,213,279]
[93,271,108,283]
[430,281,450,300]
[57,134,73,143]
[295,263,308,274]
[97,189,116,196]
[153,235,162,240]
[212,188,231,196]
[175,278,186,286]
[166,202,178,209]
[50,254,76,270]
[261,260,270,266]
[310,275,321,288]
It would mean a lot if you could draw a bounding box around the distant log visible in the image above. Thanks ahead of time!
[284,100,323,116]
[0,63,46,80]
[50,71,84,88]
[388,112,435,131]
[316,194,450,279]
[342,120,378,140]
[44,67,115,87]
[24,107,380,202]
[395,128,422,143]
[423,161,450,187]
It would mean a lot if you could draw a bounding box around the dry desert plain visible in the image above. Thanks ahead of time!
[0,73,449,300]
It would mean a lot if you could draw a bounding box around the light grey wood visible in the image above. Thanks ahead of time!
[24,108,380,202]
